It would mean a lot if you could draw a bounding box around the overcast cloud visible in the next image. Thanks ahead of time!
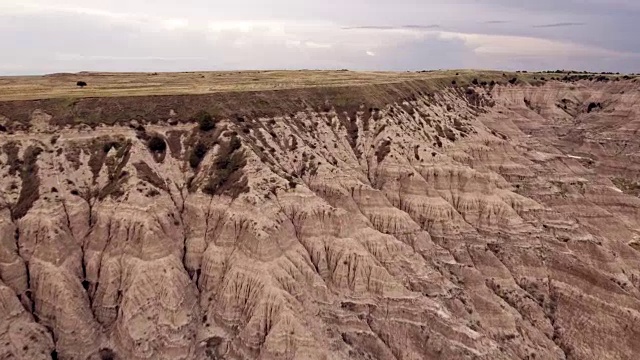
[1,0,639,74]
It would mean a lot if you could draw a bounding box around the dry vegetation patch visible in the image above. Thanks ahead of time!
[11,145,43,219]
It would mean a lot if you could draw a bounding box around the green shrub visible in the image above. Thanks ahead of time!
[203,136,248,196]
[195,111,216,131]
[189,143,208,168]
[229,136,242,152]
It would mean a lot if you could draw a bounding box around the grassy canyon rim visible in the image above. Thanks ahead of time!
[0,69,633,102]
[1,69,634,131]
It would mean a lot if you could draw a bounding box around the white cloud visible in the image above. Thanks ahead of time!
[435,31,633,58]
[366,51,376,56]
[53,53,205,61]
[207,21,282,33]
[2,2,138,20]
[0,1,193,32]
[285,39,302,47]
[161,18,189,31]
[305,41,332,49]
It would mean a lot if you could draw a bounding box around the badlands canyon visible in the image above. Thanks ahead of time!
[0,71,639,359]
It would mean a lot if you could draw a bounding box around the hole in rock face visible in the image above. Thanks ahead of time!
[147,136,167,153]
[99,348,116,360]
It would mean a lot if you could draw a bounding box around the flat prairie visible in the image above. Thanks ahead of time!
[0,69,516,100]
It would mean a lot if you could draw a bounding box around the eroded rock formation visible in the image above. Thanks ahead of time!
[1,77,640,359]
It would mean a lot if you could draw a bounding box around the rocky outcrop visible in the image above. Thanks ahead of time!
[1,77,640,359]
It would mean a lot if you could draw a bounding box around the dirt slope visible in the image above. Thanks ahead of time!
[1,74,639,360]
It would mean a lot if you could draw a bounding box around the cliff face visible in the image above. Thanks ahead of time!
[1,78,640,360]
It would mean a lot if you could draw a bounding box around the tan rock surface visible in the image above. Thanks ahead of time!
[1,73,640,359]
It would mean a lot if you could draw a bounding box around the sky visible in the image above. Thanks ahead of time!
[1,0,639,75]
